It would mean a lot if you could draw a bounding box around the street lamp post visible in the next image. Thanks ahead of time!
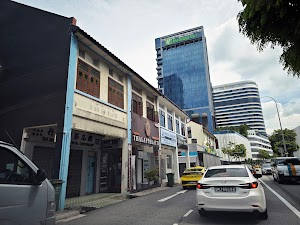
[261,96,288,156]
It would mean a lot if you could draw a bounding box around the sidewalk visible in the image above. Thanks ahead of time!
[55,186,170,223]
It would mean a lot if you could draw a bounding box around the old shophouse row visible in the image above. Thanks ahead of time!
[0,1,194,210]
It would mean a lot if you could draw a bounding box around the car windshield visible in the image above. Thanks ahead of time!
[262,164,271,168]
[183,171,202,175]
[204,168,248,178]
[283,158,300,165]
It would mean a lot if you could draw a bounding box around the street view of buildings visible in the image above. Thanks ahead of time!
[0,2,299,222]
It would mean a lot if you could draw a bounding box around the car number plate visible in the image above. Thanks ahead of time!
[189,181,197,184]
[215,187,236,192]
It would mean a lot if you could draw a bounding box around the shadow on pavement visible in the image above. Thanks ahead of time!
[199,211,261,224]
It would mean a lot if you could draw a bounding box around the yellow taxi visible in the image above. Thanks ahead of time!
[181,166,206,189]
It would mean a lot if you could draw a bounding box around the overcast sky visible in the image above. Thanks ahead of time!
[15,0,300,135]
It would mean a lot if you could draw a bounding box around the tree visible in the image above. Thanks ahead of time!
[258,150,271,160]
[237,0,300,77]
[238,124,250,137]
[222,142,247,161]
[269,128,299,156]
[214,124,250,137]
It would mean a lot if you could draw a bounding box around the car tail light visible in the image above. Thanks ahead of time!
[250,182,258,188]
[197,183,209,189]
[240,182,258,189]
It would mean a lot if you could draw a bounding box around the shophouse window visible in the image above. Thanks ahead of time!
[181,122,186,136]
[167,155,172,169]
[167,114,173,131]
[79,49,85,58]
[175,119,180,134]
[159,109,165,127]
[76,59,100,98]
[92,58,100,67]
[108,77,124,109]
[132,93,143,116]
[187,127,192,138]
[146,101,154,121]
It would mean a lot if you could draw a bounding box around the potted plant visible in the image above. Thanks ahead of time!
[144,168,159,186]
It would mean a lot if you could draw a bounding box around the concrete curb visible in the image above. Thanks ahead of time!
[55,209,80,222]
[128,186,170,198]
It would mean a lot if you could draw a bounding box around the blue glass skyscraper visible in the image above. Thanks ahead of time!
[155,26,215,133]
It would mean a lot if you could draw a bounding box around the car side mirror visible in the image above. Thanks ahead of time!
[253,173,262,179]
[35,169,47,184]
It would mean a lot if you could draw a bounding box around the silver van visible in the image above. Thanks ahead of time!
[0,141,55,225]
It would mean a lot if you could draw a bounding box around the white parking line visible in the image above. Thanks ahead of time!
[259,178,300,219]
[158,190,187,202]
[183,209,193,217]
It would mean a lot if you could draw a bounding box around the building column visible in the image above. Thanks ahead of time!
[58,33,77,210]
[126,75,132,193]
[121,137,129,193]
[174,146,180,183]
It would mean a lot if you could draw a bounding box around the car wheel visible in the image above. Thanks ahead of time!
[198,209,207,217]
[260,209,268,220]
[183,186,187,190]
[277,178,284,184]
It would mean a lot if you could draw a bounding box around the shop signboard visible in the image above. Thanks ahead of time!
[177,134,188,149]
[160,127,177,147]
[132,113,159,146]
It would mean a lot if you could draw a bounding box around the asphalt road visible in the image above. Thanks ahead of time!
[61,176,300,225]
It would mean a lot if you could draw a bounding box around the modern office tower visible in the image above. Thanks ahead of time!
[213,81,273,160]
[213,81,266,134]
[155,26,215,133]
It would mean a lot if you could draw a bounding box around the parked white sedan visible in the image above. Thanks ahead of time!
[196,165,268,219]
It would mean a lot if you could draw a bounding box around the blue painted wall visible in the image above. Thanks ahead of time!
[58,32,77,210]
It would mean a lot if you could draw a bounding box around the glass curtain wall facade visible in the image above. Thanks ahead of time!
[213,81,266,134]
[155,26,215,133]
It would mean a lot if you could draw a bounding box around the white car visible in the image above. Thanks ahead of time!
[196,165,267,219]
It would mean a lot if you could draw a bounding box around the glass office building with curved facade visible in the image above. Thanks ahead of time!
[213,81,266,134]
[155,26,215,133]
[213,81,273,159]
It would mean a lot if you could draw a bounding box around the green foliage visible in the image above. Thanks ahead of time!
[215,124,250,138]
[238,0,300,77]
[239,124,249,137]
[258,150,271,159]
[245,158,253,164]
[222,142,247,160]
[144,168,159,182]
[269,128,299,156]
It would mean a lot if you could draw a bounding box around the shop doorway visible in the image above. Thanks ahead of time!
[86,152,96,194]
[66,150,82,198]
[100,148,122,193]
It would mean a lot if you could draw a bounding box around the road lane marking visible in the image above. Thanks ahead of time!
[158,190,187,202]
[183,209,193,217]
[259,178,300,219]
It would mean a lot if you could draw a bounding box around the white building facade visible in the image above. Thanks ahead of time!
[214,131,252,163]
[247,130,273,160]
